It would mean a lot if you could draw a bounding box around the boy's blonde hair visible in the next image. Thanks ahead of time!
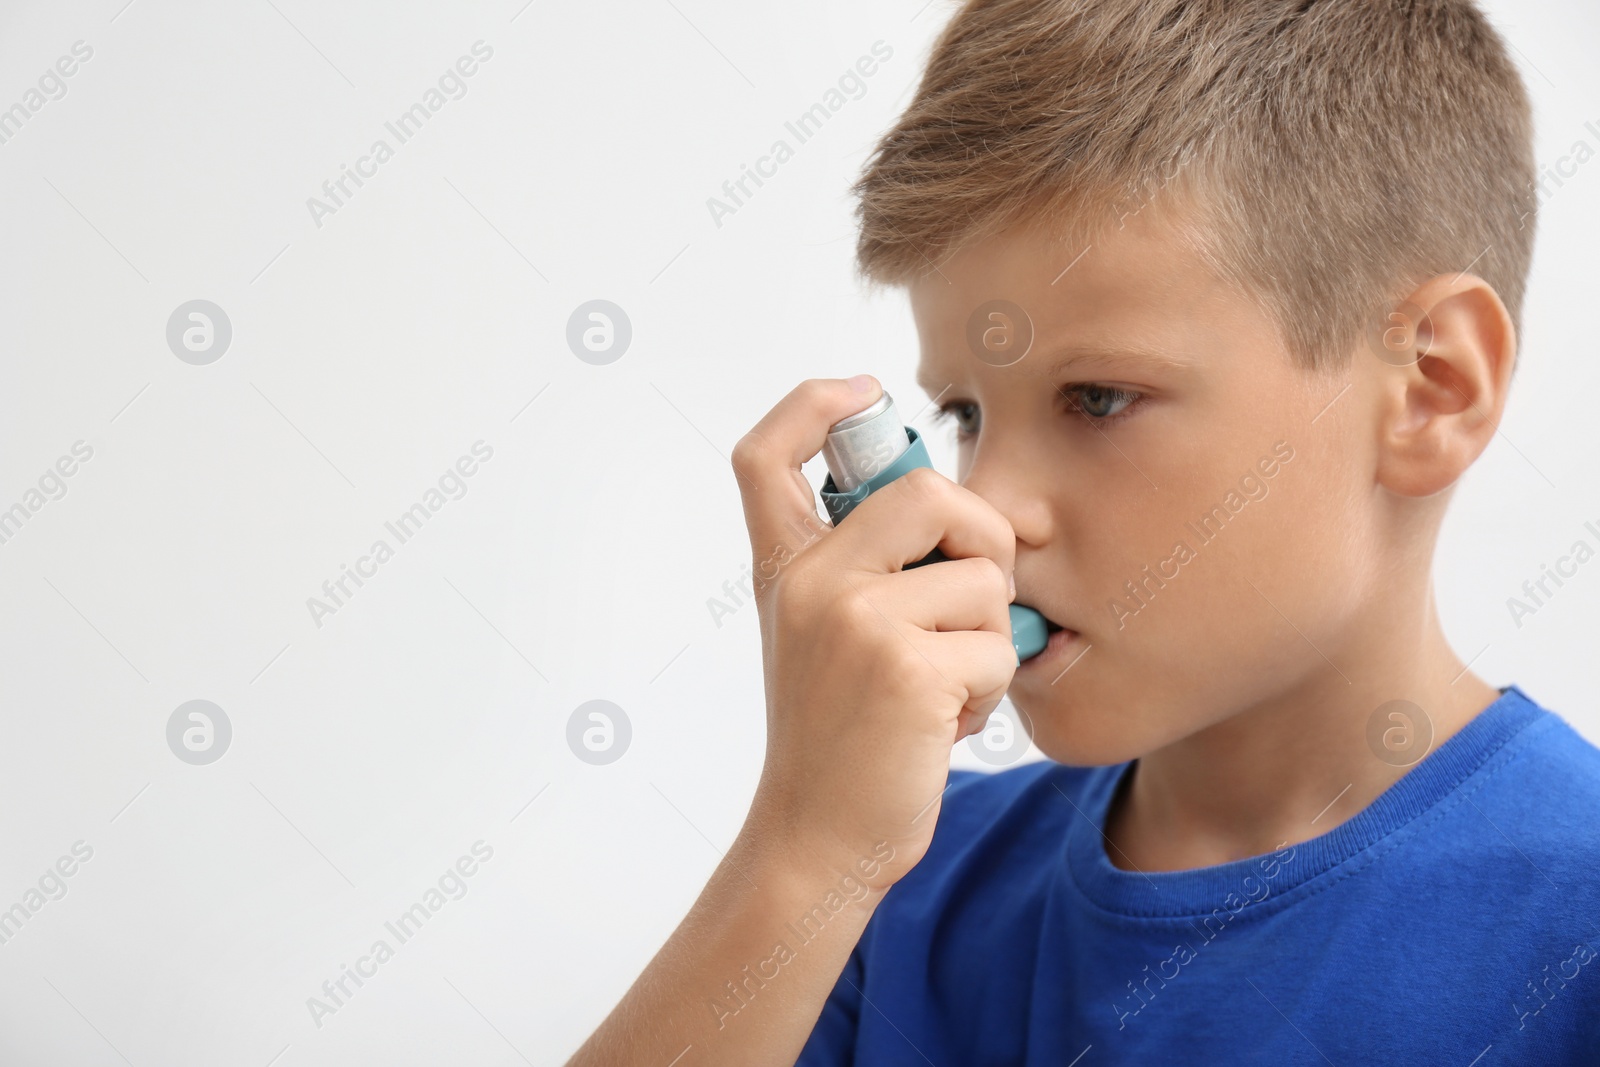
[855,0,1537,370]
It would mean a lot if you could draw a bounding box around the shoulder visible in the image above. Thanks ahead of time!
[1431,691,1600,1049]
[1477,687,1600,815]
[1401,687,1600,909]
[1468,689,1600,860]
[1513,692,1600,786]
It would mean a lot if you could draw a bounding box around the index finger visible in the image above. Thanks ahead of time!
[730,375,883,562]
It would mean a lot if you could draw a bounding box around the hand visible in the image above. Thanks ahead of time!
[730,375,1019,887]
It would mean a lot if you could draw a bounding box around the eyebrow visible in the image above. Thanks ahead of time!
[916,345,1192,395]
[913,369,955,398]
[1039,345,1194,377]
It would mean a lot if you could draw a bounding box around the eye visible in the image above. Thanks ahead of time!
[1062,384,1141,422]
[932,399,980,439]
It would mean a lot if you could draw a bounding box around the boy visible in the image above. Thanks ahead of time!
[569,0,1600,1063]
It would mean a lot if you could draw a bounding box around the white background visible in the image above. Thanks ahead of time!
[0,0,1594,1063]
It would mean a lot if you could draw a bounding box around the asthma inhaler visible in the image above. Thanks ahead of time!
[819,391,1051,664]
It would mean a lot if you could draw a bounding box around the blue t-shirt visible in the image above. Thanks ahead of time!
[798,685,1600,1065]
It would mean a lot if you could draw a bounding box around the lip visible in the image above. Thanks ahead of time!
[1018,622,1083,672]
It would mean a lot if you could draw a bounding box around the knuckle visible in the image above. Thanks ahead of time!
[944,558,986,596]
[952,481,1005,524]
[834,588,884,635]
[992,512,1019,553]
[975,511,1017,568]
[985,630,1018,667]
[729,431,768,478]
[884,640,938,691]
[896,465,946,502]
[970,554,1005,584]
[970,555,1008,596]
[796,378,833,416]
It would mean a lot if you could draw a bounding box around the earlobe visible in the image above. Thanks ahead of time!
[1372,274,1515,498]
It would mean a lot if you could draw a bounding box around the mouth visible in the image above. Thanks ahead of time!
[1016,605,1080,670]
[1016,592,1070,635]
[1011,584,1076,660]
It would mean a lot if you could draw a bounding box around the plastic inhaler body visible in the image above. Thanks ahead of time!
[818,392,1051,665]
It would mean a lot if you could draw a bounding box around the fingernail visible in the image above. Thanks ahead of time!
[1008,570,1016,599]
[848,373,876,394]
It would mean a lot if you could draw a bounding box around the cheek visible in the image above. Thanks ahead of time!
[1067,446,1243,625]
[1098,434,1360,663]
[1251,433,1372,623]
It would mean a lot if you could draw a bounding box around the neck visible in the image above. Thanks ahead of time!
[1103,591,1502,873]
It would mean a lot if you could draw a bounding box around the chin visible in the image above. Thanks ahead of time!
[1013,691,1157,768]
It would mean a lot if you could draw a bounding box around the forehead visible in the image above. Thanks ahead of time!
[908,205,1257,383]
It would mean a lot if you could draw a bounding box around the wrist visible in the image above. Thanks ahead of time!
[730,820,904,905]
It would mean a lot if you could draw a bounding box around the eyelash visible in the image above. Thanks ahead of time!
[932,385,1145,438]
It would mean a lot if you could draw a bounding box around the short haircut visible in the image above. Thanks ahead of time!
[854,0,1537,370]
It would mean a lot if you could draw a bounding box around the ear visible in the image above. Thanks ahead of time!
[1371,274,1516,498]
